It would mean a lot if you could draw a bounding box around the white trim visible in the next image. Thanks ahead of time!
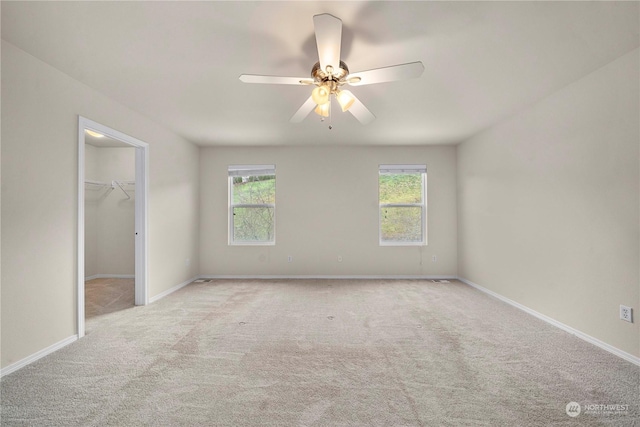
[379,164,427,174]
[379,241,426,247]
[228,164,276,177]
[149,276,198,304]
[229,241,276,247]
[134,144,149,306]
[78,116,149,340]
[0,335,78,378]
[85,274,135,281]
[458,277,640,367]
[200,275,457,280]
[78,124,86,338]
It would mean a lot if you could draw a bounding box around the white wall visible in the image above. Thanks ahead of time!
[200,145,457,277]
[85,146,136,278]
[457,49,639,357]
[1,41,200,369]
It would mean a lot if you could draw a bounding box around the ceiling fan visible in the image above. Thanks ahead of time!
[239,13,424,126]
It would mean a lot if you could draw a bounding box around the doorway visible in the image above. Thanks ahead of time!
[77,117,149,338]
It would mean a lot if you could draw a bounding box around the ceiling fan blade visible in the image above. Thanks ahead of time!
[347,62,425,86]
[313,13,342,73]
[348,94,375,125]
[290,96,317,123]
[239,75,313,85]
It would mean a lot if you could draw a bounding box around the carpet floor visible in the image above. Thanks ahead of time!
[1,279,638,426]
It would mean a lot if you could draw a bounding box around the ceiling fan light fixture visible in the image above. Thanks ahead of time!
[311,85,330,105]
[314,103,330,117]
[336,90,355,112]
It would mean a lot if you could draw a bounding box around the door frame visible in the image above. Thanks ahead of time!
[77,116,149,338]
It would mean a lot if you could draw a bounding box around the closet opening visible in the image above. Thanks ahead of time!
[77,117,149,338]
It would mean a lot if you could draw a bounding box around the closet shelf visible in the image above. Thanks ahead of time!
[84,180,135,199]
[84,180,110,187]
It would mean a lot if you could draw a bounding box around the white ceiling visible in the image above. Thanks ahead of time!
[2,1,638,146]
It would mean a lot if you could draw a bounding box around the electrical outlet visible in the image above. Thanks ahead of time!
[432,255,437,262]
[287,255,292,263]
[620,305,633,323]
[186,258,190,267]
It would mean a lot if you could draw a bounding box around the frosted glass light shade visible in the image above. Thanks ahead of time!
[311,85,330,105]
[336,90,355,112]
[314,103,330,117]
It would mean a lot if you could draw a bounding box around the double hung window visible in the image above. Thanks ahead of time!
[379,164,427,245]
[228,165,276,245]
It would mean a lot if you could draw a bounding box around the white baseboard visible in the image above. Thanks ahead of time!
[200,275,457,280]
[1,335,78,378]
[149,276,199,304]
[2,275,193,376]
[458,277,640,367]
[85,274,134,281]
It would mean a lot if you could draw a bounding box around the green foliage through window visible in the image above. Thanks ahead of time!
[232,176,276,205]
[380,206,422,242]
[233,206,274,242]
[379,174,423,204]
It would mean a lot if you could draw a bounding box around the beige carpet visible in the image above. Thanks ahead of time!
[1,279,638,426]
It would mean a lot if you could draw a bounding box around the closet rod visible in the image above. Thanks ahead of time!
[84,179,110,186]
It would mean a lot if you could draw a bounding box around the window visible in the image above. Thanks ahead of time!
[228,165,276,245]
[379,164,427,245]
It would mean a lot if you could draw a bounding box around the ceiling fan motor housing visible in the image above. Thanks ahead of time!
[311,61,349,84]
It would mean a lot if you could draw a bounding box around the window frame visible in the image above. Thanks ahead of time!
[228,165,276,246]
[378,164,427,246]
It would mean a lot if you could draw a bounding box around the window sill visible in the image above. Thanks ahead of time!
[379,241,426,247]
[229,242,276,246]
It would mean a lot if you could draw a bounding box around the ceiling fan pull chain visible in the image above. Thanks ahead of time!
[329,98,333,130]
